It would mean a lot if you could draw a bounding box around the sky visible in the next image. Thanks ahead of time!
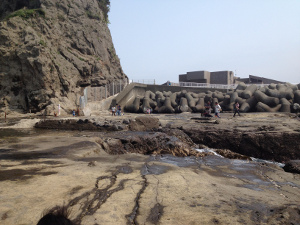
[108,0,300,85]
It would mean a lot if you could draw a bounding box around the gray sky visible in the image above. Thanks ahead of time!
[109,0,300,85]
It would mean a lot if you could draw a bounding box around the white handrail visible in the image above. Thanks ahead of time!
[174,82,278,89]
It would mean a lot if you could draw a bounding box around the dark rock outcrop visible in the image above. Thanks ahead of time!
[215,149,252,160]
[96,131,206,157]
[0,0,127,114]
[35,118,126,131]
[283,160,300,174]
[183,127,300,162]
[129,116,160,131]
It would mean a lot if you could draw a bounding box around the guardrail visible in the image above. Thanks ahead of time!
[171,82,270,89]
[129,79,156,84]
[79,79,128,109]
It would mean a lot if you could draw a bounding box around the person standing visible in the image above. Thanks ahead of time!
[203,101,213,117]
[111,106,116,116]
[233,101,241,117]
[117,104,122,116]
[58,104,61,116]
[214,102,221,118]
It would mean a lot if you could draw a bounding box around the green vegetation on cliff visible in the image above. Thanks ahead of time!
[98,0,110,21]
[5,8,45,20]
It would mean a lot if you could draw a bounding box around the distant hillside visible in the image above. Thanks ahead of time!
[0,0,127,114]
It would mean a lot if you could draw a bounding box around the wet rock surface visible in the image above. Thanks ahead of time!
[214,149,252,160]
[33,112,300,162]
[0,112,300,224]
[183,127,300,162]
[0,132,299,225]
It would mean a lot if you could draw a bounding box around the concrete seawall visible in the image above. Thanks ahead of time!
[112,83,227,111]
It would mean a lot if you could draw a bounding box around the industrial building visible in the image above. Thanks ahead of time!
[179,71,284,85]
[179,70,234,85]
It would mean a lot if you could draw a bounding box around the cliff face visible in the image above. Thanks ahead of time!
[0,0,127,114]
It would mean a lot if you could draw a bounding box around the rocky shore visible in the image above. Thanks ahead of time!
[0,112,300,224]
[34,112,300,162]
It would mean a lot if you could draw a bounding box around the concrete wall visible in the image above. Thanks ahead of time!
[248,75,284,84]
[112,83,227,110]
[210,71,234,85]
[179,71,210,83]
[146,84,224,93]
[179,74,188,82]
[179,70,233,84]
[235,75,284,84]
[112,83,147,109]
[186,71,210,82]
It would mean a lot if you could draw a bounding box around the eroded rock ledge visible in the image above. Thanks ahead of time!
[34,115,300,162]
[183,127,300,162]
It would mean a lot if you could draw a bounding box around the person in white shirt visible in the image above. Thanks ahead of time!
[214,102,221,118]
[111,106,116,116]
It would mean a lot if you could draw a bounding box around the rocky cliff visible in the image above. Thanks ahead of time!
[0,0,127,114]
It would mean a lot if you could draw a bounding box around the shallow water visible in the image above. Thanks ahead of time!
[250,157,285,168]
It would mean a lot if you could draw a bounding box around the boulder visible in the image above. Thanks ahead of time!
[256,102,281,112]
[240,96,258,112]
[294,90,300,104]
[141,98,152,112]
[170,92,178,108]
[235,82,247,90]
[194,98,205,113]
[242,84,257,99]
[158,97,175,113]
[125,96,141,113]
[129,116,160,131]
[101,130,203,157]
[283,160,300,174]
[179,97,189,112]
[268,83,277,89]
[279,98,291,112]
[144,90,155,99]
[185,93,196,108]
[254,90,280,107]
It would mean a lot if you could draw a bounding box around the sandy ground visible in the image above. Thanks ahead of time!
[0,112,300,225]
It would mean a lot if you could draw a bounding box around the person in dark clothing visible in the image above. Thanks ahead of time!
[203,101,213,117]
[233,101,241,117]
[117,104,122,116]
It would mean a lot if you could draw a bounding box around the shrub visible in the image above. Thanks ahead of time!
[5,8,45,20]
[97,0,110,21]
[39,40,47,47]
[57,14,65,22]
[85,10,101,20]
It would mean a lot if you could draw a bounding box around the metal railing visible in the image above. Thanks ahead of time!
[129,79,156,84]
[172,82,271,89]
[79,79,128,109]
[178,82,237,89]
